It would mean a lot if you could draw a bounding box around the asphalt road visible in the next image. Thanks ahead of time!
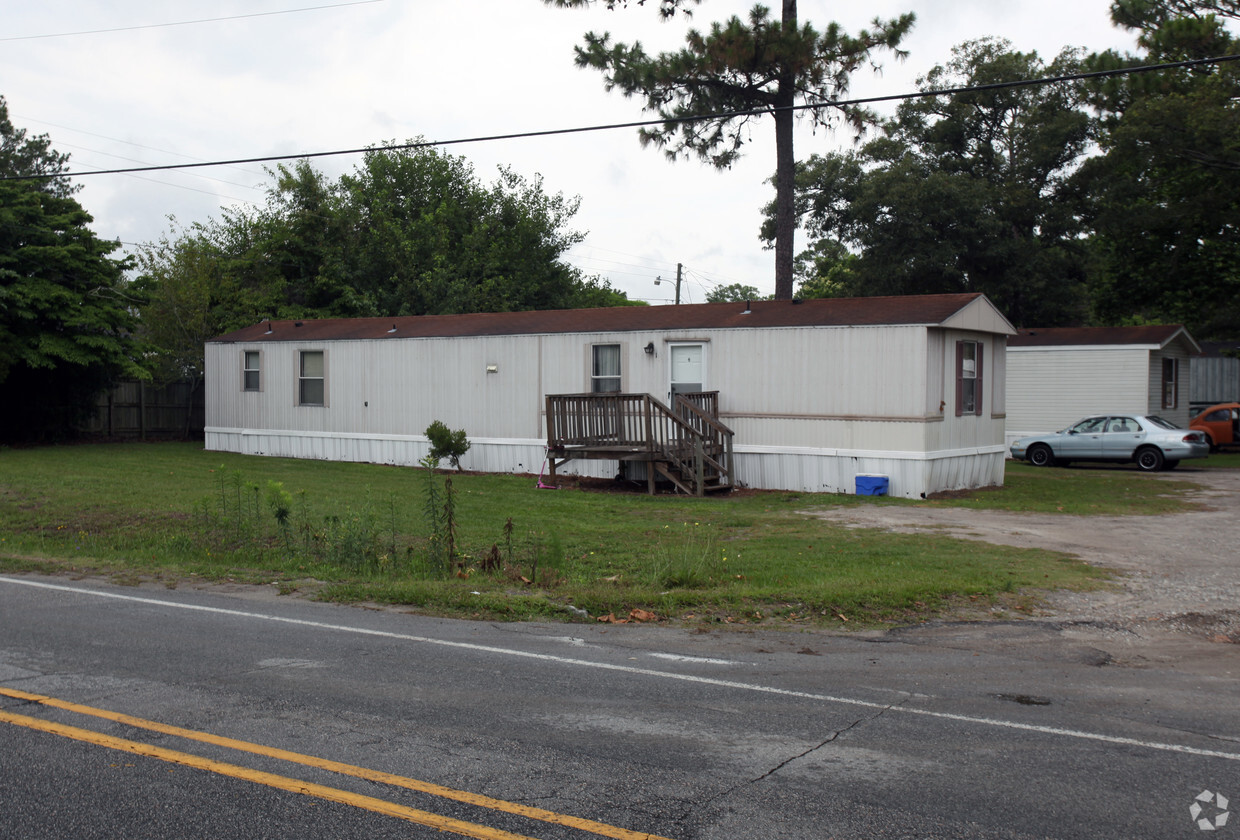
[1,573,1237,839]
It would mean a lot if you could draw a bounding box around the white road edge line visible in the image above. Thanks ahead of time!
[648,653,740,665]
[4,576,1238,762]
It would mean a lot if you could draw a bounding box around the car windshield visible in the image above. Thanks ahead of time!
[1145,416,1181,430]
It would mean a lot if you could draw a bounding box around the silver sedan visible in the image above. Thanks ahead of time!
[1009,414,1210,471]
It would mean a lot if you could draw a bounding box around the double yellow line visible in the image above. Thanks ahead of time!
[0,687,672,840]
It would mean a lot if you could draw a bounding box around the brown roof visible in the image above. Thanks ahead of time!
[1008,325,1193,349]
[209,293,990,343]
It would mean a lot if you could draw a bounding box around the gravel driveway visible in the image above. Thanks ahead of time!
[807,467,1240,670]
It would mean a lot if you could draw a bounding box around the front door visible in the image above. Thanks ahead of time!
[669,344,704,400]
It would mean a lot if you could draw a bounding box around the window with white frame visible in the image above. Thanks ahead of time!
[243,350,261,391]
[1162,357,1178,409]
[956,340,983,416]
[591,344,621,392]
[299,350,325,406]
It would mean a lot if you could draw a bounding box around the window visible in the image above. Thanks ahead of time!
[1105,416,1141,433]
[1162,358,1178,409]
[1070,417,1107,434]
[299,350,325,405]
[243,351,261,391]
[591,344,621,392]
[955,340,983,416]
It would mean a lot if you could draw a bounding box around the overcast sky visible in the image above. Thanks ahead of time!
[4,1,1141,304]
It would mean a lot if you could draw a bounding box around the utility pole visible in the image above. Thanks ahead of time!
[656,263,683,305]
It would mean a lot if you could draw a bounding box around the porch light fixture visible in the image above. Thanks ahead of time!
[644,342,655,355]
[486,364,499,373]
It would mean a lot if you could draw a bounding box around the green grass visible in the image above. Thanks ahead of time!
[1,442,1206,628]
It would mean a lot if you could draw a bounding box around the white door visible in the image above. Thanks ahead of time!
[669,344,704,399]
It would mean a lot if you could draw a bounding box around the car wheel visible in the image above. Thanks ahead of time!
[1205,435,1218,454]
[1135,447,1165,472]
[1164,459,1180,470]
[1028,444,1054,467]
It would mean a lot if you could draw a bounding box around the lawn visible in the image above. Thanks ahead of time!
[2,442,1207,628]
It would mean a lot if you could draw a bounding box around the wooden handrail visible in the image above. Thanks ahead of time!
[546,392,734,495]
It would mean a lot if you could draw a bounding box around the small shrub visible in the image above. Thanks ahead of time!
[425,421,471,470]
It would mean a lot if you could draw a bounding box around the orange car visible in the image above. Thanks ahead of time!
[1190,402,1240,451]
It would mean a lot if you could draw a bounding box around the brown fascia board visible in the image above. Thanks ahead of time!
[208,293,989,344]
[1008,324,1192,349]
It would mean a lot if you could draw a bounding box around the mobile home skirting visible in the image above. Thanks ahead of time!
[205,427,1006,499]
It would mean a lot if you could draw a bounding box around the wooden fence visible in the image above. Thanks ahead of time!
[84,379,204,439]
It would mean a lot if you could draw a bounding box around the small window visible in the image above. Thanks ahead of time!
[1071,417,1107,434]
[955,340,983,416]
[591,344,621,393]
[243,351,261,391]
[1162,358,1178,409]
[299,350,325,406]
[1106,417,1140,433]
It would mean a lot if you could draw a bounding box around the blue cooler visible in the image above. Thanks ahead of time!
[855,474,889,496]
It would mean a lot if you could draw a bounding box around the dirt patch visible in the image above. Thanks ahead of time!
[805,468,1240,667]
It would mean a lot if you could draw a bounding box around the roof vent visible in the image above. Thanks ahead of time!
[294,321,303,327]
[387,324,397,334]
[741,300,752,315]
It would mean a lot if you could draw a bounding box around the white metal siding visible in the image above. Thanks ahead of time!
[206,320,1007,498]
[1005,347,1148,442]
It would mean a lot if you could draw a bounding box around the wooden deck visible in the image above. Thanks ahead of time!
[544,392,734,495]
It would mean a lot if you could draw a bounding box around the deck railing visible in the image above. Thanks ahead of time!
[545,392,733,495]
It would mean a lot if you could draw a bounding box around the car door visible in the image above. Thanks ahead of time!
[1101,415,1145,458]
[1058,416,1108,457]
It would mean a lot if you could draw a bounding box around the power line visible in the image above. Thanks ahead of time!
[0,1,385,42]
[15,114,271,179]
[55,142,264,192]
[4,53,1236,186]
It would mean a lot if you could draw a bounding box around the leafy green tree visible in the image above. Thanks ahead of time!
[339,149,593,315]
[1080,2,1240,337]
[792,238,860,298]
[705,282,763,302]
[781,39,1093,326]
[137,144,635,380]
[133,216,285,378]
[546,0,915,300]
[0,99,143,441]
[0,95,73,199]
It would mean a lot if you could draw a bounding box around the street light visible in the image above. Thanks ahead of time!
[654,262,683,305]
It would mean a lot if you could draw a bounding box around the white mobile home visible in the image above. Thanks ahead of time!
[1005,325,1200,445]
[205,293,1015,499]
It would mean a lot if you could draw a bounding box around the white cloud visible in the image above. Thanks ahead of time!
[4,0,1139,301]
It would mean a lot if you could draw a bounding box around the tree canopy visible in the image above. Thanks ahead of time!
[1078,1,1240,336]
[779,39,1094,327]
[135,145,636,383]
[705,282,764,303]
[0,97,142,441]
[548,0,915,300]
